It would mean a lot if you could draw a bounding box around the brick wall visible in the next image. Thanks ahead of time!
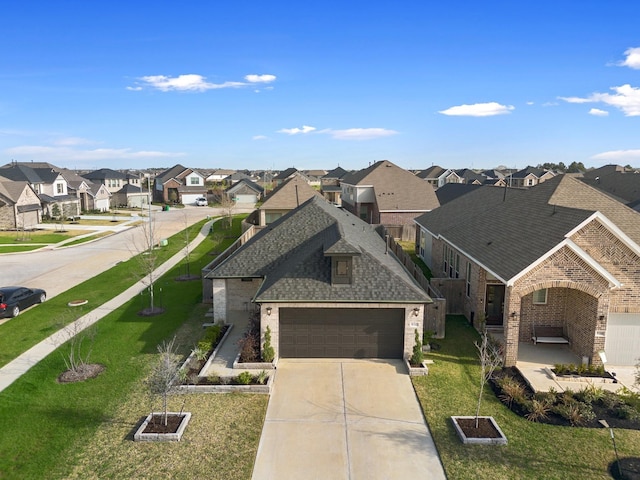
[379,211,424,226]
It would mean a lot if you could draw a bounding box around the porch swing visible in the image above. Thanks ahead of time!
[531,320,570,345]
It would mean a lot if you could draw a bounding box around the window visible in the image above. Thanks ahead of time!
[455,254,460,278]
[332,257,352,284]
[56,183,64,194]
[443,246,448,274]
[336,260,348,276]
[466,262,472,297]
[190,176,200,185]
[533,289,548,304]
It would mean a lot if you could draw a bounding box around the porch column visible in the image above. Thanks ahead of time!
[591,293,610,366]
[503,287,521,367]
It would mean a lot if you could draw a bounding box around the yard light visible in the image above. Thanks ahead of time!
[266,307,272,316]
[599,419,622,477]
[412,307,420,317]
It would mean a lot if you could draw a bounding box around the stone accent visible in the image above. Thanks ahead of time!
[212,279,227,322]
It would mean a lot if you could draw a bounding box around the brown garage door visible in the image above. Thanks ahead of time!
[279,308,404,359]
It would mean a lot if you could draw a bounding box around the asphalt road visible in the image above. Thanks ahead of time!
[0,205,253,299]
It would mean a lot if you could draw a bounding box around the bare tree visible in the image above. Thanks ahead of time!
[147,337,182,426]
[474,329,503,428]
[131,214,163,315]
[218,193,235,229]
[50,311,99,381]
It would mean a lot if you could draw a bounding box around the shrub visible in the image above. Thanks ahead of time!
[197,340,212,353]
[614,404,640,421]
[575,385,605,405]
[192,346,208,361]
[497,376,526,408]
[553,399,595,426]
[526,398,552,422]
[262,326,275,363]
[238,334,259,363]
[256,370,268,385]
[237,371,253,385]
[410,329,424,366]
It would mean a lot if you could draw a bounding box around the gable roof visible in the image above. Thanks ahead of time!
[435,183,483,205]
[155,164,188,183]
[0,181,31,203]
[260,176,322,210]
[0,164,45,184]
[416,175,640,282]
[416,165,448,179]
[323,166,349,179]
[209,196,431,304]
[83,168,128,181]
[226,178,264,194]
[274,167,298,180]
[342,160,440,211]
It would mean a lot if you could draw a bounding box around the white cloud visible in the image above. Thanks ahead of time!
[278,125,316,135]
[438,102,515,117]
[526,101,534,106]
[5,145,183,161]
[245,74,276,83]
[324,128,398,140]
[589,108,609,117]
[619,47,640,69]
[130,73,276,92]
[560,84,640,116]
[52,136,95,146]
[592,149,640,160]
[252,135,268,141]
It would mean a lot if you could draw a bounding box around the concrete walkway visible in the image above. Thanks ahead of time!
[0,219,216,393]
[252,359,446,480]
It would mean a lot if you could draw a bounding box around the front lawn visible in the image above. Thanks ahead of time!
[0,215,266,479]
[413,315,640,479]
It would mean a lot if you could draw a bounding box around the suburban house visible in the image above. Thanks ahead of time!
[206,169,236,183]
[506,166,556,188]
[414,175,640,366]
[60,169,111,212]
[224,179,264,204]
[455,168,486,185]
[82,168,140,194]
[112,184,148,209]
[0,163,80,218]
[320,166,349,205]
[257,176,322,226]
[581,164,640,212]
[153,164,207,204]
[416,165,463,188]
[340,160,440,227]
[206,196,432,360]
[0,181,41,229]
[272,168,310,187]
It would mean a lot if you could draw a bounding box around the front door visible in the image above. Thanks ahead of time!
[485,284,505,326]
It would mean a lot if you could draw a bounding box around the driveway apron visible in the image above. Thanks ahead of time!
[252,359,446,480]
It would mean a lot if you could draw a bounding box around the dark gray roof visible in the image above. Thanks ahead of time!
[0,165,44,184]
[155,164,187,183]
[415,177,598,281]
[226,178,264,194]
[84,168,128,181]
[209,196,431,304]
[435,183,483,205]
[274,167,298,180]
[510,166,547,179]
[323,166,349,179]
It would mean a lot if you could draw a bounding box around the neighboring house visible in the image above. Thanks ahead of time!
[206,169,236,183]
[224,172,252,185]
[455,169,486,185]
[506,166,556,188]
[321,166,349,205]
[206,196,432,360]
[0,163,80,218]
[580,165,640,212]
[340,160,440,226]
[225,179,264,204]
[153,164,207,204]
[83,168,139,194]
[258,176,322,226]
[112,184,148,208]
[415,175,640,366]
[0,181,41,229]
[272,168,310,186]
[416,166,462,188]
[61,169,111,212]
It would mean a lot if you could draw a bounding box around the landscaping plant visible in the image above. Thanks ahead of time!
[474,328,503,427]
[410,329,424,367]
[147,337,182,426]
[262,326,275,363]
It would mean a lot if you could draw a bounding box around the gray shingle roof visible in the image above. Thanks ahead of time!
[209,196,431,304]
[415,175,640,281]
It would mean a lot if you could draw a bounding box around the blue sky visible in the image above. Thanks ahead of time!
[2,1,640,172]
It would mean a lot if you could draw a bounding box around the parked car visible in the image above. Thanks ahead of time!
[195,197,208,206]
[0,286,46,318]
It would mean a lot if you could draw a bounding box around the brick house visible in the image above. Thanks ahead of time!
[414,175,640,366]
[153,164,207,204]
[506,166,556,188]
[206,196,432,360]
[0,181,41,229]
[257,176,322,226]
[340,160,440,226]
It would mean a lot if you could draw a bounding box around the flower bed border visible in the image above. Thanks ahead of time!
[451,415,508,445]
[176,372,274,394]
[232,351,276,370]
[134,412,192,442]
[197,323,234,375]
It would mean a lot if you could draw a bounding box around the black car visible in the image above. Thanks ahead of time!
[0,286,46,318]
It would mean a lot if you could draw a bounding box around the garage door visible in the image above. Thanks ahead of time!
[279,308,404,359]
[234,194,257,203]
[605,313,640,365]
[181,194,200,205]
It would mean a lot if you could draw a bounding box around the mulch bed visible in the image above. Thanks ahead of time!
[491,367,640,430]
[137,306,166,317]
[142,414,186,434]
[455,417,502,439]
[57,363,105,383]
[611,457,640,480]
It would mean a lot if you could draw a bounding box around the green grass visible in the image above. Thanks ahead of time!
[60,231,114,247]
[413,315,640,479]
[0,215,259,479]
[398,240,432,280]
[0,245,43,253]
[0,217,244,368]
[0,231,87,244]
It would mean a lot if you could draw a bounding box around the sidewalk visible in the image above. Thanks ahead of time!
[0,219,216,393]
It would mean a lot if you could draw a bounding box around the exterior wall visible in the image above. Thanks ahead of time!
[259,208,290,226]
[258,302,424,361]
[0,205,16,229]
[224,278,261,312]
[212,279,227,322]
[379,211,425,226]
[184,172,204,187]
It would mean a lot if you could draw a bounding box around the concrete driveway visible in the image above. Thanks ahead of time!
[252,359,446,480]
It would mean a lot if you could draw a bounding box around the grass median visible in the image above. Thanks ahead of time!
[0,215,266,479]
[413,315,640,480]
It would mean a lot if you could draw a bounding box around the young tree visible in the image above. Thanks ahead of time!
[410,329,424,366]
[147,337,181,426]
[132,214,163,315]
[218,193,235,229]
[50,311,100,382]
[474,329,503,428]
